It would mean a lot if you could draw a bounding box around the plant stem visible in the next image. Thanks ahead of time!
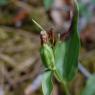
[62,81,70,95]
[54,70,70,95]
[78,63,91,79]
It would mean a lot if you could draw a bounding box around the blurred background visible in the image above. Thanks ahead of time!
[0,0,95,95]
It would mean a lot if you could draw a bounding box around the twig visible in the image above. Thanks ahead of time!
[11,0,33,13]
[0,86,4,95]
[0,53,16,68]
[78,63,91,79]
[15,56,39,72]
[24,74,42,95]
[2,66,14,87]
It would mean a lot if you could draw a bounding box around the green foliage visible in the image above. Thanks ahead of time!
[0,0,8,6]
[63,1,80,81]
[43,0,54,11]
[54,0,80,81]
[33,0,80,94]
[42,71,53,95]
[40,43,55,70]
[81,75,95,95]
[54,41,66,81]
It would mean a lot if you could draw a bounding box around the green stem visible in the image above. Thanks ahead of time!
[62,81,70,95]
[54,70,70,95]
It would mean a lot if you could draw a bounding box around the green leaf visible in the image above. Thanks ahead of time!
[43,0,54,11]
[54,41,66,82]
[42,71,53,95]
[54,0,80,81]
[63,0,80,81]
[81,75,95,95]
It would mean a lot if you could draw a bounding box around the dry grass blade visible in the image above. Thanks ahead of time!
[32,19,46,31]
[15,56,39,72]
[0,53,16,68]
